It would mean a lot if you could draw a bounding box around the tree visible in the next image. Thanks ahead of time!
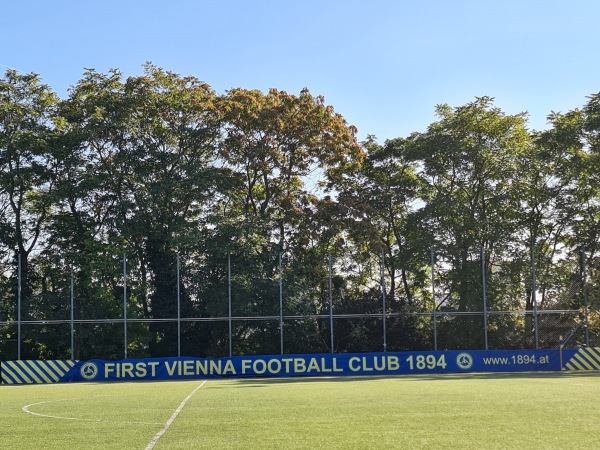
[407,97,531,348]
[214,87,364,353]
[219,87,362,248]
[341,135,427,303]
[57,64,224,356]
[0,69,59,358]
[538,93,600,344]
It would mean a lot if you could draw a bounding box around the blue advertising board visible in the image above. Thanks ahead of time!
[60,349,570,383]
[3,348,599,384]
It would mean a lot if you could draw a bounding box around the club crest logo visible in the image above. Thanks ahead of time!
[80,362,99,380]
[456,353,473,370]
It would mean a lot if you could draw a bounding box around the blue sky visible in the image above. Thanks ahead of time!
[2,0,599,142]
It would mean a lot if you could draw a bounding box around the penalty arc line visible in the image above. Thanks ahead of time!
[145,380,207,450]
[22,398,162,425]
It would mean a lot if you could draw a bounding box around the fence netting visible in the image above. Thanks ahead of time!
[1,246,598,360]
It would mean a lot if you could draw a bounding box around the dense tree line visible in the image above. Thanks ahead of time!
[1,65,598,359]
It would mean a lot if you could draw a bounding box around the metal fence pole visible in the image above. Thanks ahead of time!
[581,247,590,347]
[177,254,181,357]
[531,245,539,350]
[123,253,128,359]
[481,247,489,350]
[70,266,75,360]
[228,253,232,357]
[279,252,284,355]
[17,253,21,360]
[381,250,387,352]
[329,252,334,353]
[431,247,437,351]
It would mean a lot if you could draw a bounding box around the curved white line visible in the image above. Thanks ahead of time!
[145,381,207,450]
[22,398,162,425]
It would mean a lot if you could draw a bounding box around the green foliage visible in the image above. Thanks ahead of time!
[1,66,600,358]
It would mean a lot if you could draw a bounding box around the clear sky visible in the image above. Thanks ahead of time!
[2,0,599,142]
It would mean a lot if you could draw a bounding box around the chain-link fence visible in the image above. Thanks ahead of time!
[430,246,594,351]
[1,246,598,360]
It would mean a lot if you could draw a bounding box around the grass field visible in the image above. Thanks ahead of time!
[1,372,599,449]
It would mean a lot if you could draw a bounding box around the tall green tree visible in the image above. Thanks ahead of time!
[58,65,224,356]
[0,69,59,358]
[55,68,138,358]
[542,93,600,257]
[538,93,600,342]
[407,97,531,348]
[340,135,426,303]
[334,135,431,350]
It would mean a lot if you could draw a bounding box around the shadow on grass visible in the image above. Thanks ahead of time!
[215,370,600,388]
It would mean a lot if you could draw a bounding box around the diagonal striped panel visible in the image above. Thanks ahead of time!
[1,360,77,385]
[564,348,600,371]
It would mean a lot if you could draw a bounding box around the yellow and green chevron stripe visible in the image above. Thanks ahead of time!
[563,347,600,371]
[1,360,77,384]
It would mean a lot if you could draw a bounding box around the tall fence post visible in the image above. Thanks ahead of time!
[531,245,539,350]
[17,252,22,360]
[123,253,128,359]
[177,254,181,357]
[381,250,387,352]
[581,247,590,347]
[329,251,334,353]
[279,252,283,355]
[228,253,233,357]
[481,247,489,350]
[431,247,437,351]
[70,265,75,360]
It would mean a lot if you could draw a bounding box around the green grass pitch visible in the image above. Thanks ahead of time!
[1,372,599,449]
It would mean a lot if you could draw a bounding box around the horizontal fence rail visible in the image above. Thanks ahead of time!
[0,309,584,326]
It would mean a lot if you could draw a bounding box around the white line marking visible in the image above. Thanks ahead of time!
[145,381,207,450]
[22,398,162,425]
